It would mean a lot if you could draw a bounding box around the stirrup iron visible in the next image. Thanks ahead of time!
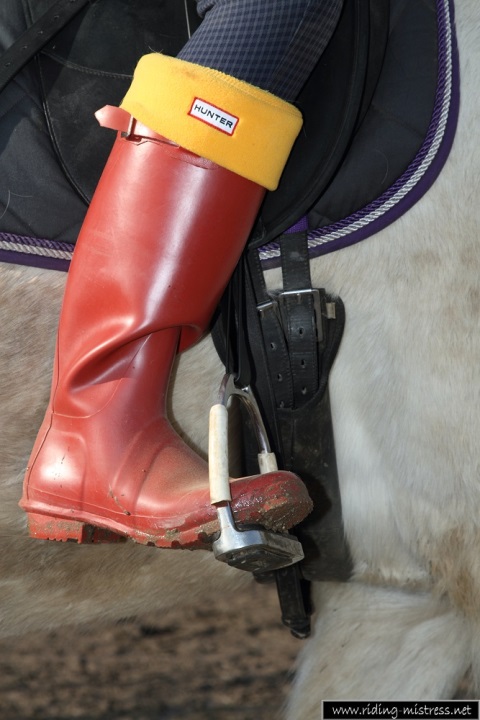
[209,374,304,575]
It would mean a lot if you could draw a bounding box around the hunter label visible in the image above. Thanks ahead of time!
[189,98,239,135]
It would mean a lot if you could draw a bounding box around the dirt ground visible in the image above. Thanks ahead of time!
[1,579,475,720]
[0,582,302,720]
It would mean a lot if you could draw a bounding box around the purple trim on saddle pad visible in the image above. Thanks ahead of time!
[259,0,460,270]
[0,232,73,272]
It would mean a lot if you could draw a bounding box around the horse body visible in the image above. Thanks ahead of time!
[0,0,479,714]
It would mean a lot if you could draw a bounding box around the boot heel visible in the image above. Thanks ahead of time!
[26,512,126,544]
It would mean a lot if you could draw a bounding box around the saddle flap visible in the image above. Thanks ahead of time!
[257,0,389,245]
[38,0,201,202]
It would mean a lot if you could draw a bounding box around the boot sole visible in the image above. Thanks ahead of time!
[22,474,313,548]
[26,512,128,544]
[24,508,218,548]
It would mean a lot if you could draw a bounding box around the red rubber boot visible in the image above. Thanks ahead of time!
[20,109,312,547]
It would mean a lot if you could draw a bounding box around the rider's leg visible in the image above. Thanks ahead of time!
[20,56,311,546]
[178,0,344,101]
[21,2,345,545]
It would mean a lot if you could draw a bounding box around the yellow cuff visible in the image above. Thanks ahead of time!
[120,54,303,190]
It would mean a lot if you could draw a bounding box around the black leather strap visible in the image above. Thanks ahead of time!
[279,233,319,406]
[248,232,319,412]
[0,0,91,95]
[248,246,295,411]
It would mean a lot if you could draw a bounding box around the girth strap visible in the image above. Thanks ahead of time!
[249,232,321,415]
[280,234,320,406]
[250,247,294,411]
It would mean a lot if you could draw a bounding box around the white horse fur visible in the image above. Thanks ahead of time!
[0,1,479,715]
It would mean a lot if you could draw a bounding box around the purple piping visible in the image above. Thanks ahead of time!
[0,232,73,272]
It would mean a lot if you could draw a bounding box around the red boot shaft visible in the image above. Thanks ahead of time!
[21,127,312,547]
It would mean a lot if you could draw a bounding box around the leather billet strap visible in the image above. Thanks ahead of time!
[279,234,320,406]
[249,231,320,412]
[0,0,91,95]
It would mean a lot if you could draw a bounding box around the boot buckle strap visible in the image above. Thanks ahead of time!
[94,105,166,142]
